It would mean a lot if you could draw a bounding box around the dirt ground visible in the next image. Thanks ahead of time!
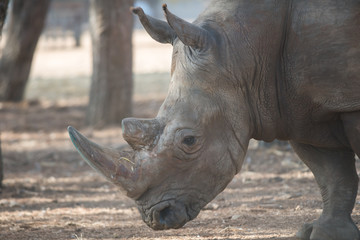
[2,99,360,240]
[1,31,360,240]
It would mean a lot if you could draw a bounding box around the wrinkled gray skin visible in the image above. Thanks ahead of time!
[68,1,360,239]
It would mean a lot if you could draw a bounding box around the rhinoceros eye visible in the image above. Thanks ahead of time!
[176,129,202,155]
[182,136,196,146]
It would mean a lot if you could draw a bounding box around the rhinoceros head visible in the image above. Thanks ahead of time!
[68,5,251,230]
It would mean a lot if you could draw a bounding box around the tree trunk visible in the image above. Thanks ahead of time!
[87,0,134,128]
[0,137,3,189]
[0,0,50,102]
[0,0,9,189]
[0,0,8,36]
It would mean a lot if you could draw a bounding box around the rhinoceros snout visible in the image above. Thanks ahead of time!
[146,200,189,230]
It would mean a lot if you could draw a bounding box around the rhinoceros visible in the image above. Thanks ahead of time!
[68,1,360,239]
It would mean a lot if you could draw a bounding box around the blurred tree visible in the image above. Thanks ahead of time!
[0,0,9,189]
[87,0,134,127]
[0,0,8,35]
[0,0,50,102]
[0,136,3,189]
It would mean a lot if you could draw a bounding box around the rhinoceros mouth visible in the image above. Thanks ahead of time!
[139,199,197,230]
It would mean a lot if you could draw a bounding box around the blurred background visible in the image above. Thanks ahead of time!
[1,0,206,106]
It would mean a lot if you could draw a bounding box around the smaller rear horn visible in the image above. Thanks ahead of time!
[122,118,162,150]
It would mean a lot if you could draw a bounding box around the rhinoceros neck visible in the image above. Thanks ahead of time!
[207,1,292,141]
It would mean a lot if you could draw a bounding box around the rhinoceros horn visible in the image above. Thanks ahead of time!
[122,118,162,150]
[162,4,215,49]
[131,6,176,44]
[67,126,148,199]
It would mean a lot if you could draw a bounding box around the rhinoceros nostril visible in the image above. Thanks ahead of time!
[159,206,171,225]
[149,201,189,230]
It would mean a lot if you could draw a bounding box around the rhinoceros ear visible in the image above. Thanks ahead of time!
[162,4,215,49]
[131,7,177,44]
